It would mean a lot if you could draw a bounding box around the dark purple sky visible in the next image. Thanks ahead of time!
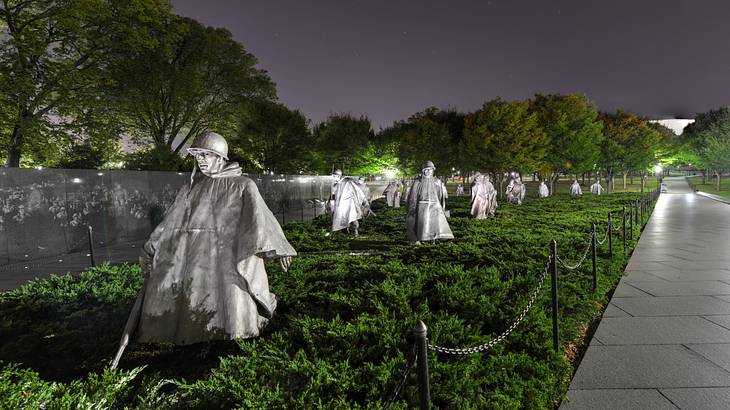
[171,0,730,130]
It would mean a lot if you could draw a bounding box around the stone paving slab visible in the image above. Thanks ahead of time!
[612,283,653,297]
[602,303,632,317]
[660,387,730,410]
[685,344,730,373]
[625,261,675,271]
[570,345,730,389]
[561,389,676,410]
[627,281,730,296]
[649,270,730,282]
[611,296,730,316]
[622,270,672,282]
[594,316,730,345]
[703,315,730,330]
[658,260,730,270]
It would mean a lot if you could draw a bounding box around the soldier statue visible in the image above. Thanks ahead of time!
[506,172,526,205]
[406,161,454,243]
[590,180,603,195]
[470,172,498,218]
[112,132,295,368]
[538,181,550,198]
[570,179,583,196]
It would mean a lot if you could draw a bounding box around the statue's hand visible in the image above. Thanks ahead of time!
[280,256,293,272]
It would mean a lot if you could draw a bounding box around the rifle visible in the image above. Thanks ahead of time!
[110,281,147,369]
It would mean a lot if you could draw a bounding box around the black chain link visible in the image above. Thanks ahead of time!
[427,257,551,355]
[384,347,417,409]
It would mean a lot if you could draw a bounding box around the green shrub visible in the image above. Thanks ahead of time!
[0,193,651,408]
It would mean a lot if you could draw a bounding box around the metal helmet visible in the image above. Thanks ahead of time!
[187,132,229,159]
[333,169,343,176]
[422,160,435,170]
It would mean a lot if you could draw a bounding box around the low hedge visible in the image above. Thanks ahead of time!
[0,192,650,408]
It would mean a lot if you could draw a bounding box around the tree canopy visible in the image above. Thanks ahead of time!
[531,94,603,189]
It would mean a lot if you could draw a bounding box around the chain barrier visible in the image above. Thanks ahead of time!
[384,347,417,410]
[556,233,593,270]
[427,257,551,355]
[595,222,611,245]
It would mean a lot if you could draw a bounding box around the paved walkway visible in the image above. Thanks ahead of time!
[561,177,730,409]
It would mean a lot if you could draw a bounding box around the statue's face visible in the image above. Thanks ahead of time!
[194,151,224,175]
[332,174,341,182]
[422,167,434,177]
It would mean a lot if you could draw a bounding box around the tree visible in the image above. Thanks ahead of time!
[682,107,730,185]
[395,107,465,176]
[531,94,603,193]
[234,99,314,174]
[398,116,452,176]
[109,15,275,157]
[462,98,547,194]
[696,113,730,191]
[599,111,663,192]
[0,0,169,167]
[313,113,374,174]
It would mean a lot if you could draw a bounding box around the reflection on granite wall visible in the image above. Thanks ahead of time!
[0,169,334,265]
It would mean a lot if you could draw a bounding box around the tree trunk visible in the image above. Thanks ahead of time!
[5,122,24,168]
[716,171,721,192]
[640,173,646,193]
[550,172,559,195]
[622,173,627,190]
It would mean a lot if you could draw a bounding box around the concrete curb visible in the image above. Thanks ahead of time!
[696,191,730,205]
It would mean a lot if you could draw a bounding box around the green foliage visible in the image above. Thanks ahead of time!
[462,98,548,176]
[234,99,314,174]
[531,94,603,180]
[0,192,650,408]
[110,15,276,156]
[313,114,375,174]
[396,108,466,176]
[349,141,400,176]
[124,145,193,171]
[599,111,664,192]
[0,0,171,167]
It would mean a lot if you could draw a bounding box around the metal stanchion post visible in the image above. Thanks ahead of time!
[591,224,597,292]
[413,321,431,410]
[622,206,627,253]
[87,225,95,267]
[608,212,613,258]
[629,205,633,240]
[550,240,559,352]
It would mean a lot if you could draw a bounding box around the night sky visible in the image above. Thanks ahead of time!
[171,0,730,130]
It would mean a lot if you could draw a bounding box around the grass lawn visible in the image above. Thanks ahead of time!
[686,175,730,199]
[0,192,654,408]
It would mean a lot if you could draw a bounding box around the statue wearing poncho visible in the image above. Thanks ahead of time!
[118,133,295,351]
[570,180,583,196]
[470,173,498,218]
[506,174,526,205]
[331,175,367,234]
[538,181,550,198]
[406,161,454,242]
[384,181,401,208]
[590,181,603,195]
